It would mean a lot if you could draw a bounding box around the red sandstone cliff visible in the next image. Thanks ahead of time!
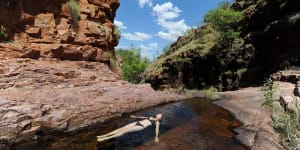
[0,0,119,63]
[0,0,181,148]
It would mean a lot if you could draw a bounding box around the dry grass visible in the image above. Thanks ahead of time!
[144,26,219,78]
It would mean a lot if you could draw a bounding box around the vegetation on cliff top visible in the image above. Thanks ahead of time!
[144,25,219,76]
[203,2,243,48]
[142,1,246,91]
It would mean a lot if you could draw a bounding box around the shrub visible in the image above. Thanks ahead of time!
[0,25,7,41]
[261,77,276,108]
[261,78,300,149]
[117,47,149,83]
[0,31,6,40]
[108,52,117,70]
[203,2,243,47]
[203,87,217,97]
[114,26,121,41]
[67,0,79,27]
[204,4,243,32]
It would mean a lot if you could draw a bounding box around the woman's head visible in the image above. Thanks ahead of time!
[155,114,163,121]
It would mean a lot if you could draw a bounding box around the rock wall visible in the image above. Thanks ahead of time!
[0,0,119,63]
[143,0,300,91]
[0,1,184,147]
[143,23,251,91]
[234,0,300,81]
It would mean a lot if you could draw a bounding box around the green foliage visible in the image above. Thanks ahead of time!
[271,101,300,149]
[117,47,149,83]
[237,68,247,78]
[144,25,218,81]
[204,2,243,47]
[0,31,6,40]
[114,26,121,41]
[221,29,240,45]
[109,52,117,70]
[0,25,7,41]
[203,87,217,97]
[204,4,243,32]
[261,78,300,149]
[67,0,79,27]
[261,78,276,108]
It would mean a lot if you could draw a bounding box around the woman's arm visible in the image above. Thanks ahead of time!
[130,115,150,119]
[154,120,160,143]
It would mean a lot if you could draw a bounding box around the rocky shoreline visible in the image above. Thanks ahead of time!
[0,73,293,149]
[0,57,294,150]
[215,81,299,150]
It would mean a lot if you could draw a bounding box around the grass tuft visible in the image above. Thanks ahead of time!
[67,0,80,27]
[262,78,300,149]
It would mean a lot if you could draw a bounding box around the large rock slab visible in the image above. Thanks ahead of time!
[0,58,183,147]
[215,87,285,150]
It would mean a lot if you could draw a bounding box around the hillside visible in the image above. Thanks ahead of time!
[143,0,300,91]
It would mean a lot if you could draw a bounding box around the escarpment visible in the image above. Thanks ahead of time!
[143,0,300,91]
[235,0,300,81]
[0,0,182,147]
[0,0,119,63]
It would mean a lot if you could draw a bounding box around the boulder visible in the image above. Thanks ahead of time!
[279,95,300,113]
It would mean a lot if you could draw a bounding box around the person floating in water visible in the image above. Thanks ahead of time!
[97,114,163,143]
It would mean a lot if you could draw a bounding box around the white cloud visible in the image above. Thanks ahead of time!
[139,43,159,59]
[156,20,189,41]
[152,2,181,21]
[114,20,127,29]
[152,2,190,41]
[139,42,158,51]
[139,0,153,8]
[122,32,152,41]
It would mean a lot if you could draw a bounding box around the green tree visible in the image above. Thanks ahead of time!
[203,2,243,47]
[117,47,149,83]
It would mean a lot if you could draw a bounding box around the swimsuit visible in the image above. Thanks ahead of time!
[135,118,154,128]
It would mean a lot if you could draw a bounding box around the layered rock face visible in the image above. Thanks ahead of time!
[0,0,182,148]
[142,26,220,90]
[143,24,251,91]
[143,0,300,91]
[0,0,119,63]
[234,0,300,81]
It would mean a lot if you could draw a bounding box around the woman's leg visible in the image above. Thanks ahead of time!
[97,128,123,138]
[97,131,126,142]
[97,122,137,139]
[97,125,145,142]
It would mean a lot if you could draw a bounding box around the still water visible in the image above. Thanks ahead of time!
[15,98,245,150]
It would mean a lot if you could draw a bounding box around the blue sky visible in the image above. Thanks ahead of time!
[115,0,227,59]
